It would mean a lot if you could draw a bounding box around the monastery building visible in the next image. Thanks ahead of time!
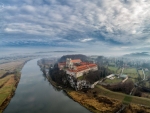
[58,58,98,78]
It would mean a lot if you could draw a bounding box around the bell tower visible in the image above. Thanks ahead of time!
[66,58,72,68]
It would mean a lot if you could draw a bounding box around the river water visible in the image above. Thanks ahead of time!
[3,59,91,113]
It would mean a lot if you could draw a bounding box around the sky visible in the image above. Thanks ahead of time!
[0,0,150,56]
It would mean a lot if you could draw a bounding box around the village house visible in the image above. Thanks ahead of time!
[58,58,98,78]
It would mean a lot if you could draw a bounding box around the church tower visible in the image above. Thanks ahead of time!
[66,58,73,69]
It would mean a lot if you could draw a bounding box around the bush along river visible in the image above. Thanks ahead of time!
[3,59,91,113]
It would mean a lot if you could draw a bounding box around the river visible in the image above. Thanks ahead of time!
[3,59,91,113]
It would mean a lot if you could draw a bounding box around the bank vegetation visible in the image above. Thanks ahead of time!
[0,58,31,113]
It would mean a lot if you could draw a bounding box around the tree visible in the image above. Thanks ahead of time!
[134,88,142,97]
[121,79,134,94]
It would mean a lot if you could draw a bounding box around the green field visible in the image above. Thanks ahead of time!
[96,85,126,101]
[123,95,132,104]
[108,62,116,66]
[127,73,138,79]
[0,70,6,78]
[145,71,150,79]
[107,66,122,74]
[123,68,137,74]
[104,78,122,84]
[95,85,150,106]
[0,58,29,113]
[138,70,143,75]
[108,66,118,72]
[145,81,150,88]
[138,70,145,80]
[116,68,122,74]
[0,76,10,87]
[0,75,16,110]
[123,68,138,79]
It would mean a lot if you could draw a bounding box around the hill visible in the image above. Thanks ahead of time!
[123,52,150,58]
[58,54,89,62]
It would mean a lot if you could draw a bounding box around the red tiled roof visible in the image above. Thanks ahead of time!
[71,59,82,63]
[76,65,89,71]
[66,62,97,73]
[58,62,66,65]
[76,65,87,69]
[80,62,88,65]
[88,64,97,67]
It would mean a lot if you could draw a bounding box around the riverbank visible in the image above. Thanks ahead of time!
[45,73,122,113]
[47,75,150,113]
[64,89,122,113]
[0,58,31,113]
[38,59,150,113]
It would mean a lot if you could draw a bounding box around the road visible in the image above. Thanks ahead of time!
[142,69,146,80]
[119,67,124,78]
[116,105,126,113]
[130,68,146,95]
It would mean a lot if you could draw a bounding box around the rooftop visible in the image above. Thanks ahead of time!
[71,59,82,63]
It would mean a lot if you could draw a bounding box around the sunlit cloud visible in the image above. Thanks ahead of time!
[80,38,93,42]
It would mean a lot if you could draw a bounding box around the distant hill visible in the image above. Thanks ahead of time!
[123,52,150,58]
[58,54,89,62]
[53,51,75,53]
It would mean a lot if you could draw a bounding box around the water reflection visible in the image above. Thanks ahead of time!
[3,59,91,113]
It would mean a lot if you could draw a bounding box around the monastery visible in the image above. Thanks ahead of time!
[58,58,98,78]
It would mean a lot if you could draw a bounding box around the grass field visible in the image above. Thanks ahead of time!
[145,81,150,88]
[123,95,132,104]
[123,68,137,74]
[0,70,6,78]
[0,58,29,113]
[138,70,145,79]
[95,85,127,101]
[104,78,122,84]
[108,66,118,72]
[116,68,122,74]
[66,88,122,113]
[0,74,17,112]
[0,76,10,87]
[0,58,30,78]
[108,62,116,66]
[95,85,150,106]
[123,68,139,79]
[145,71,150,77]
[0,60,25,71]
[127,73,138,79]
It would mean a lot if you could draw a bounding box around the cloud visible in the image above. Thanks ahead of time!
[80,38,93,42]
[0,3,4,9]
[0,0,150,54]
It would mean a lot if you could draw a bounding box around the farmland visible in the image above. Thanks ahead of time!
[108,66,118,72]
[104,77,123,84]
[0,58,31,113]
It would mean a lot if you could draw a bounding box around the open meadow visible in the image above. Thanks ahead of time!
[0,58,31,113]
[103,77,123,84]
[108,66,118,72]
[95,85,150,106]
[123,68,138,78]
